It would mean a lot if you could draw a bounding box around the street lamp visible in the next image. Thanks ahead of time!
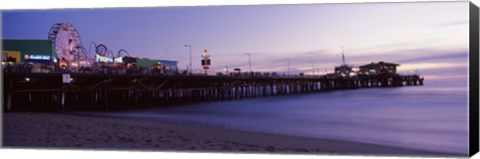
[184,44,192,74]
[244,53,252,72]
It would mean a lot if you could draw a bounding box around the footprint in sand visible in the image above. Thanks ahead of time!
[265,146,275,151]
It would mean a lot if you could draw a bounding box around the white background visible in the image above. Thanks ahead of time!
[0,0,479,159]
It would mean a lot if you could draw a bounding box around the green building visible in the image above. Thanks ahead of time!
[136,58,158,68]
[2,39,56,62]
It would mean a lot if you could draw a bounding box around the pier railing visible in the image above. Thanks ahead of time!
[3,73,424,112]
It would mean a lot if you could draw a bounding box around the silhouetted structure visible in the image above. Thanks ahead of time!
[3,72,423,112]
[334,47,353,77]
[359,61,399,75]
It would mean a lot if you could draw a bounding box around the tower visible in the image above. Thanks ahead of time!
[201,49,211,75]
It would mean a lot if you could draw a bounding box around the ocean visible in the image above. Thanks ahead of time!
[107,78,469,155]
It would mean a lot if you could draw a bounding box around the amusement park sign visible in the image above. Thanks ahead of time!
[95,54,123,63]
[26,54,51,61]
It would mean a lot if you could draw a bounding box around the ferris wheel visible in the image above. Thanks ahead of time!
[48,23,84,62]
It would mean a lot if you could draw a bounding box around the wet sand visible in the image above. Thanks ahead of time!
[2,112,461,156]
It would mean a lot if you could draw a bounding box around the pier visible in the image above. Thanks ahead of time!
[3,73,424,112]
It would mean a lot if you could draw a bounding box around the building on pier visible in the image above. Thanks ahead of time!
[134,57,178,75]
[358,61,399,75]
[334,65,353,77]
[158,59,179,75]
[2,39,57,73]
[2,39,56,63]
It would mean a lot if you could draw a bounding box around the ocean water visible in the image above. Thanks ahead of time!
[109,78,469,155]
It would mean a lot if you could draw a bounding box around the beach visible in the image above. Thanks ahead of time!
[2,112,458,156]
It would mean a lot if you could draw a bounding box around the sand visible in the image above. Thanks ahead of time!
[2,112,460,156]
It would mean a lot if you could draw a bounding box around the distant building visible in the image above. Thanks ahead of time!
[127,57,178,74]
[334,65,352,77]
[157,60,178,74]
[359,61,399,75]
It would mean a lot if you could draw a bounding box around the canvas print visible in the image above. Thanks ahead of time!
[1,1,474,157]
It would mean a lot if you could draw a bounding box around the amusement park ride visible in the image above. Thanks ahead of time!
[48,23,87,69]
[47,23,130,71]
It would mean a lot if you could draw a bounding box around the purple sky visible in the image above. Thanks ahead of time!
[2,2,469,80]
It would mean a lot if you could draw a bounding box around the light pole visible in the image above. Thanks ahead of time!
[309,61,315,76]
[184,44,192,74]
[284,58,290,76]
[244,53,252,72]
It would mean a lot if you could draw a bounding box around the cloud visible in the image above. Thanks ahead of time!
[208,46,469,80]
[342,48,467,64]
[396,51,468,63]
[398,62,468,73]
[397,62,468,81]
[374,42,413,49]
[432,20,468,27]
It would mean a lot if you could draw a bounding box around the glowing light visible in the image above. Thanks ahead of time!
[29,55,50,60]
[202,50,209,58]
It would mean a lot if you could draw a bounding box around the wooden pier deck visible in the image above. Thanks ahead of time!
[3,73,424,112]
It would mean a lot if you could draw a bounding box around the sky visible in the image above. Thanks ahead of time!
[1,1,470,80]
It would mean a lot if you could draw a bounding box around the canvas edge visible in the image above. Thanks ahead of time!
[0,10,4,148]
[469,1,480,157]
[0,1,476,158]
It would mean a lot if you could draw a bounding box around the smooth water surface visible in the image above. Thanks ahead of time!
[108,79,468,154]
